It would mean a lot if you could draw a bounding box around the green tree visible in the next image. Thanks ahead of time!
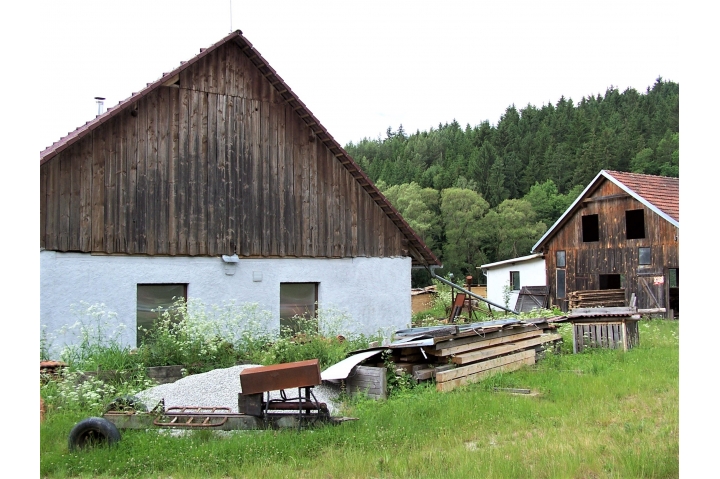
[439,188,490,277]
[483,199,547,261]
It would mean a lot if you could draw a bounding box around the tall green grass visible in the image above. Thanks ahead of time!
[40,320,678,478]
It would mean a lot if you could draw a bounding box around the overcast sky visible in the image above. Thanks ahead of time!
[37,0,681,154]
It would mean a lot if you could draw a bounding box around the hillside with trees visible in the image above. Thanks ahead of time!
[344,78,679,286]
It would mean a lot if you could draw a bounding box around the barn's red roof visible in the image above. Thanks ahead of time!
[604,170,679,222]
[39,30,441,267]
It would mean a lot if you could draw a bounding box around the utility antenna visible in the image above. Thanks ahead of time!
[229,0,232,32]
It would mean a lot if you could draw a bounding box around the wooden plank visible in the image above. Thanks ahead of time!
[428,324,505,345]
[177,87,190,254]
[146,90,158,255]
[101,121,115,253]
[268,101,279,256]
[156,88,170,254]
[135,96,148,253]
[91,128,106,251]
[206,92,218,255]
[114,114,127,252]
[188,90,201,255]
[277,103,287,256]
[198,91,209,255]
[228,96,240,255]
[261,100,271,256]
[436,352,536,392]
[350,168,358,256]
[434,329,542,356]
[249,98,261,256]
[292,119,303,257]
[451,334,562,365]
[437,349,535,383]
[40,163,47,249]
[58,145,71,250]
[300,136,310,256]
[167,88,179,254]
[67,144,81,251]
[239,96,252,256]
[78,137,93,251]
[309,133,318,257]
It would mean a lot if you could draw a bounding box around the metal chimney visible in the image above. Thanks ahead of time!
[94,97,105,116]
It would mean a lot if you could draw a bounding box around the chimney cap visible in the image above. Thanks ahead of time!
[94,96,105,100]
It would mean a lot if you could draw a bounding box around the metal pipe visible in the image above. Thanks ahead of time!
[428,267,519,315]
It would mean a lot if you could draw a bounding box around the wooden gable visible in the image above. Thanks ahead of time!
[40,32,440,266]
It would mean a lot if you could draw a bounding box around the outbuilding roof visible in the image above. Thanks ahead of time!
[532,170,679,252]
[479,253,545,270]
[40,30,440,267]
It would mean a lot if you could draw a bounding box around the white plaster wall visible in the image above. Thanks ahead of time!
[485,258,546,311]
[40,251,411,356]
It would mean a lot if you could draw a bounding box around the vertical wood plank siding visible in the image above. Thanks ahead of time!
[543,179,679,311]
[41,42,411,261]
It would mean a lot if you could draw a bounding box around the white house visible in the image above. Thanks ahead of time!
[39,31,441,355]
[479,254,546,312]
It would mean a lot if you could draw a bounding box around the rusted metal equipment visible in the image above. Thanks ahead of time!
[239,359,322,394]
[68,359,355,451]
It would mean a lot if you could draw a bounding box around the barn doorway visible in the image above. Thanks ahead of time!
[599,274,622,290]
[668,268,679,318]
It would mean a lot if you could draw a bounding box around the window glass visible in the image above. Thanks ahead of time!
[639,247,651,265]
[280,283,318,335]
[510,271,520,291]
[556,269,566,299]
[556,250,566,268]
[137,284,186,345]
[669,268,679,288]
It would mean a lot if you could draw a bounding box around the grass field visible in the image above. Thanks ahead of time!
[40,320,678,478]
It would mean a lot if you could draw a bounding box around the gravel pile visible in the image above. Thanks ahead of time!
[136,365,343,415]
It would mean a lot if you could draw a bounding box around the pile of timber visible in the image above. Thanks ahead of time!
[568,289,626,309]
[383,318,563,393]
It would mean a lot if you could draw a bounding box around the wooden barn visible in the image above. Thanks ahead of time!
[531,170,679,316]
[40,30,440,352]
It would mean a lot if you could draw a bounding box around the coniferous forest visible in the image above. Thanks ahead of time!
[343,78,679,286]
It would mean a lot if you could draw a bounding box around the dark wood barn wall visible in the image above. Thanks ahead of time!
[40,43,407,259]
[543,180,679,309]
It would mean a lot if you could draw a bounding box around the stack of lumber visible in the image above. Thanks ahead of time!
[568,289,626,309]
[382,319,563,393]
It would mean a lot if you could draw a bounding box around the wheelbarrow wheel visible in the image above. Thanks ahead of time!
[104,395,147,413]
[68,417,121,451]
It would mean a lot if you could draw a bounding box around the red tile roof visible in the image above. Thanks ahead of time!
[604,170,679,222]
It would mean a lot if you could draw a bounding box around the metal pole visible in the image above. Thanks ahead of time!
[429,268,519,315]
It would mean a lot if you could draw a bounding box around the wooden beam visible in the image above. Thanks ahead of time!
[451,334,561,365]
[435,329,542,357]
[582,193,630,204]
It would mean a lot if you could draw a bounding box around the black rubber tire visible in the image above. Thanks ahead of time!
[68,417,121,451]
[103,395,147,413]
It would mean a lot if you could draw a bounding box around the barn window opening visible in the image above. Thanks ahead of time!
[556,269,566,299]
[599,274,621,289]
[626,209,646,239]
[556,250,566,268]
[280,282,318,336]
[639,247,651,265]
[669,268,679,288]
[582,214,599,242]
[510,271,520,291]
[137,284,187,346]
